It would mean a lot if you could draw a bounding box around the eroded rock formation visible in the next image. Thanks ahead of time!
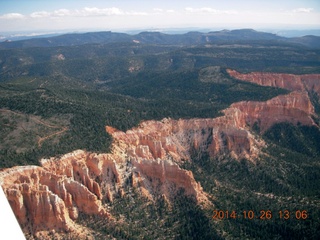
[230,91,316,132]
[108,116,263,162]
[227,69,320,94]
[0,147,209,235]
[0,161,109,234]
[227,69,320,131]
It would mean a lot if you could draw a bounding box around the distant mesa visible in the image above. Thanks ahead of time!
[0,29,319,49]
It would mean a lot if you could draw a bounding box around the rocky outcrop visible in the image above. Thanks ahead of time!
[0,166,75,233]
[131,159,206,202]
[301,74,320,96]
[0,148,210,235]
[231,91,315,132]
[227,69,319,131]
[0,161,109,234]
[107,91,317,162]
[227,69,320,92]
[108,116,263,162]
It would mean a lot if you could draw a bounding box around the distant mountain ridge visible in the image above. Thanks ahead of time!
[1,29,320,49]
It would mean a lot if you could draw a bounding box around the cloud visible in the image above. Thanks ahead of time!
[30,9,72,18]
[53,9,72,17]
[79,7,148,16]
[185,7,237,15]
[81,7,124,16]
[153,8,175,14]
[127,11,148,16]
[30,11,51,18]
[153,8,164,12]
[185,7,218,14]
[0,13,25,19]
[27,7,148,19]
[292,8,313,13]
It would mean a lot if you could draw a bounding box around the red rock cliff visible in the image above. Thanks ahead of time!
[227,69,319,131]
[0,147,210,236]
[107,90,317,162]
[231,91,315,132]
[108,116,263,161]
[0,160,109,234]
[227,69,320,94]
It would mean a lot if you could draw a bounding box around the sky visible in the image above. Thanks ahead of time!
[0,0,319,34]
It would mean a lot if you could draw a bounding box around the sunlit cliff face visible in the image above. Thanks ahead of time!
[227,69,319,131]
[227,69,320,94]
[0,148,209,235]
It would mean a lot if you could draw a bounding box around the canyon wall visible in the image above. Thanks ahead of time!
[108,115,263,162]
[230,91,315,132]
[0,148,209,235]
[227,69,320,131]
[227,69,320,94]
[0,160,109,234]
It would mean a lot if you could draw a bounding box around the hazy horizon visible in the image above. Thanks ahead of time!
[1,0,319,36]
[1,27,320,41]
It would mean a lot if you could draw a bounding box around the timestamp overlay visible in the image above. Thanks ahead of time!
[212,210,309,220]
